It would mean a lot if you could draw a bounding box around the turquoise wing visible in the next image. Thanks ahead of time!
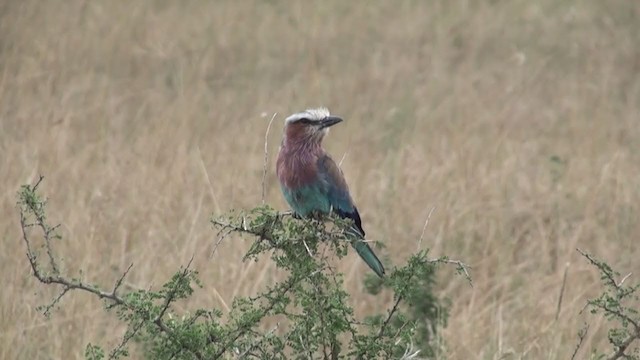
[317,155,365,236]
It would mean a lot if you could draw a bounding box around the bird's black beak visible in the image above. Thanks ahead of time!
[319,116,343,129]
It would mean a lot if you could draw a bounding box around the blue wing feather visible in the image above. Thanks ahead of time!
[317,154,385,277]
[317,155,366,237]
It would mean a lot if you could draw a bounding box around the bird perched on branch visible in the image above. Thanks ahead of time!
[276,107,385,277]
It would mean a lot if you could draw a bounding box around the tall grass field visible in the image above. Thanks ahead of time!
[1,1,639,358]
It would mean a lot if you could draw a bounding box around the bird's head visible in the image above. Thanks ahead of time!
[282,107,343,144]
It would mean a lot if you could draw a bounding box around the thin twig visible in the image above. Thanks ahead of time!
[156,256,195,323]
[212,219,274,242]
[262,112,277,205]
[43,287,70,317]
[577,248,619,288]
[302,240,313,257]
[376,294,404,340]
[43,224,60,275]
[618,272,632,288]
[113,263,134,297]
[417,206,436,250]
[570,324,588,360]
[338,150,349,168]
[32,175,44,190]
[210,227,233,259]
[28,176,61,276]
[213,276,299,359]
[109,320,146,359]
[429,258,473,286]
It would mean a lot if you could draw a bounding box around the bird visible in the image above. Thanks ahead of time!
[276,107,385,277]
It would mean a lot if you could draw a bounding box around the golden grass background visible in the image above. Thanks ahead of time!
[2,1,639,358]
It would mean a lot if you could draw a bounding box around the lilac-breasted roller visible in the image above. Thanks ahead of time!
[276,107,385,277]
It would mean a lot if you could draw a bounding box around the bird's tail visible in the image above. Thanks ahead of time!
[351,239,385,278]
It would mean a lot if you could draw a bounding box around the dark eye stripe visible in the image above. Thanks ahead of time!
[297,118,313,124]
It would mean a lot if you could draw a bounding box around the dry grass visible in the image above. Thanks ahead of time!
[2,1,639,358]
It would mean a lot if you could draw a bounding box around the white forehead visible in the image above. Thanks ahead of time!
[284,107,331,124]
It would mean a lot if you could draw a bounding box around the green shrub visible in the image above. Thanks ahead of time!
[573,250,640,360]
[18,177,470,359]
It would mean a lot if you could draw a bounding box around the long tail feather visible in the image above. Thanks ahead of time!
[352,240,385,278]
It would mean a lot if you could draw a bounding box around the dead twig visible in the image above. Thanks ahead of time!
[262,112,277,205]
[417,206,436,250]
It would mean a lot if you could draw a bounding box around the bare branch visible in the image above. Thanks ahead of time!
[113,263,134,297]
[210,227,233,259]
[42,286,70,317]
[32,175,44,191]
[44,224,61,275]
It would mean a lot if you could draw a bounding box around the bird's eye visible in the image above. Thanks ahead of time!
[297,118,313,124]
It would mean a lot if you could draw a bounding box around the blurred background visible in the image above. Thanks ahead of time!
[1,1,639,358]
